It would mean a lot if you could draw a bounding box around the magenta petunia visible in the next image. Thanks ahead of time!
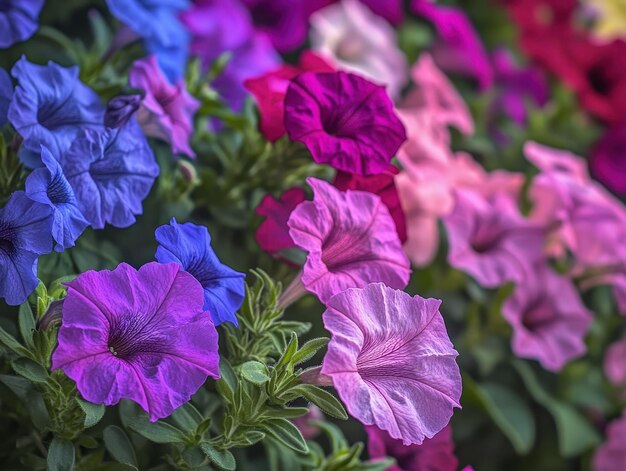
[502,264,593,372]
[255,187,306,261]
[367,425,458,471]
[284,71,406,176]
[593,413,626,471]
[129,55,199,158]
[287,178,410,303]
[443,189,544,288]
[321,283,461,445]
[51,262,220,421]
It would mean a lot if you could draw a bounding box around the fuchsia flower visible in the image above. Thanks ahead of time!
[593,413,626,471]
[52,262,220,421]
[590,121,626,196]
[284,71,406,176]
[287,178,410,303]
[367,425,458,471]
[502,264,593,372]
[333,165,407,244]
[245,51,334,142]
[129,55,199,158]
[443,189,544,288]
[604,336,626,392]
[255,187,306,261]
[321,283,461,445]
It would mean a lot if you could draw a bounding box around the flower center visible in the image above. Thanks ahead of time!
[0,221,16,256]
[47,173,74,205]
[521,299,557,333]
[107,313,166,360]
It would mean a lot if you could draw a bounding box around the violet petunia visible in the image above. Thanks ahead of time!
[288,178,410,303]
[321,283,461,445]
[242,0,308,53]
[443,189,544,288]
[129,56,199,158]
[105,95,142,129]
[502,264,593,372]
[284,71,406,176]
[0,67,12,127]
[593,413,626,471]
[155,219,245,326]
[0,0,45,49]
[24,146,89,252]
[0,191,53,305]
[51,262,221,422]
[367,425,458,471]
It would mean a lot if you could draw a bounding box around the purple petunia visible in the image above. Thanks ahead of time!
[0,0,45,49]
[104,95,141,129]
[321,283,462,445]
[24,146,89,252]
[51,262,220,421]
[0,67,12,127]
[155,219,245,326]
[593,413,626,471]
[0,191,53,305]
[242,0,308,53]
[284,71,406,176]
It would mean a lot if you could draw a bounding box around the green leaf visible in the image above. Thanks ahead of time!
[359,458,397,470]
[290,384,348,420]
[12,358,48,384]
[170,402,204,432]
[275,333,298,369]
[18,303,36,349]
[263,407,309,419]
[103,426,138,468]
[0,324,32,358]
[309,420,348,452]
[182,447,206,467]
[77,399,105,428]
[128,418,187,444]
[291,338,328,366]
[47,438,75,471]
[234,430,265,447]
[0,374,32,398]
[240,361,270,385]
[27,390,50,431]
[200,443,236,470]
[261,418,308,454]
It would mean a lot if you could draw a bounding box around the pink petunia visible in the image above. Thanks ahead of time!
[321,283,461,445]
[604,335,626,393]
[443,189,544,288]
[287,178,410,303]
[502,264,593,372]
[284,71,406,176]
[593,413,626,471]
[524,141,589,184]
[129,56,200,158]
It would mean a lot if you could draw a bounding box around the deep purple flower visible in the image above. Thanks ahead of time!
[51,262,220,421]
[0,0,45,49]
[155,219,245,326]
[59,123,159,230]
[284,71,406,176]
[590,121,626,196]
[322,283,461,445]
[0,67,12,127]
[0,191,52,305]
[104,95,141,129]
[8,57,104,167]
[24,146,89,252]
[242,0,308,52]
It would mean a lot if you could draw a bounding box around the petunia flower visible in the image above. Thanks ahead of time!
[284,71,406,176]
[321,283,461,445]
[593,413,626,471]
[155,219,245,326]
[244,50,334,142]
[502,264,593,372]
[242,0,308,52]
[0,0,45,49]
[8,57,104,167]
[24,146,89,252]
[310,0,407,99]
[604,335,626,393]
[51,262,221,422]
[129,56,200,158]
[0,67,12,127]
[590,121,626,196]
[287,178,410,303]
[0,191,53,305]
[255,187,306,261]
[104,95,142,129]
[524,141,589,184]
[443,189,544,288]
[59,123,159,230]
[367,425,458,471]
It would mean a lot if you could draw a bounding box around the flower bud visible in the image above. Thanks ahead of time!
[104,94,141,128]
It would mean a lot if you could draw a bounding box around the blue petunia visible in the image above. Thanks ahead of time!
[58,120,159,230]
[0,67,12,127]
[0,191,53,305]
[106,0,190,82]
[8,57,104,167]
[154,218,245,326]
[25,146,89,252]
[0,0,45,49]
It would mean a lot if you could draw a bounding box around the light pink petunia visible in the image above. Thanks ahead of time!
[321,283,461,445]
[502,264,593,372]
[287,178,410,303]
[524,141,590,184]
[443,189,544,288]
[129,55,200,158]
[593,413,626,471]
[310,0,407,99]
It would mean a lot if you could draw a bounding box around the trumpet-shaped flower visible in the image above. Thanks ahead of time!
[288,178,410,303]
[52,262,220,422]
[284,72,406,176]
[0,0,45,48]
[155,219,245,326]
[322,283,461,445]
